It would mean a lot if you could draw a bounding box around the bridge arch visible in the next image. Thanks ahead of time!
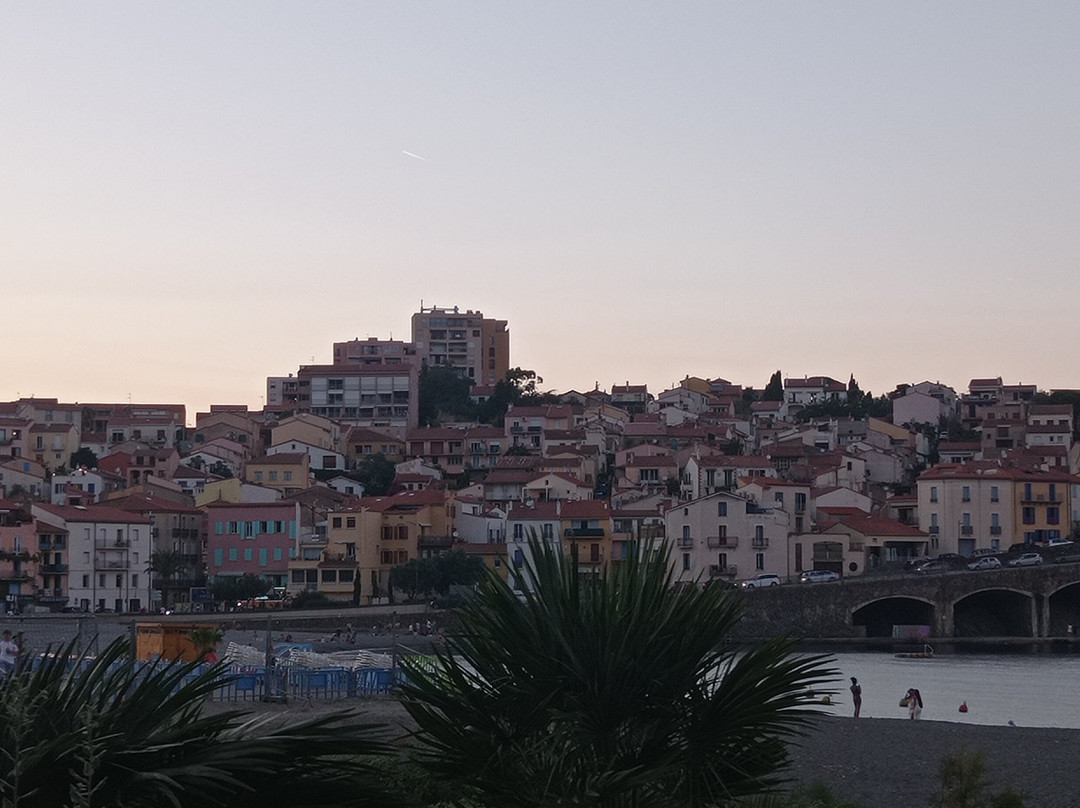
[851,596,935,638]
[953,587,1036,637]
[1045,580,1080,636]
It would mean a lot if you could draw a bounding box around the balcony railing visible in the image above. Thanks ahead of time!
[94,558,129,570]
[990,526,1002,535]
[41,563,68,573]
[676,536,693,548]
[751,538,769,549]
[960,526,974,536]
[707,536,738,549]
[418,534,455,549]
[95,539,129,549]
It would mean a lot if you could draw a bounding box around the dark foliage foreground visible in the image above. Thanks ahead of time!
[0,639,404,807]
[399,539,837,807]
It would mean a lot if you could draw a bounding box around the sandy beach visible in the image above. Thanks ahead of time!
[213,696,1079,807]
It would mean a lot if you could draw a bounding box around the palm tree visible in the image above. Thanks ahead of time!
[399,539,837,808]
[0,638,405,807]
[149,549,188,611]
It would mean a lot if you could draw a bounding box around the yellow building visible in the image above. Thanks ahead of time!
[243,453,310,495]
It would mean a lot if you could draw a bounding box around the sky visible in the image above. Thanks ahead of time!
[3,3,1079,423]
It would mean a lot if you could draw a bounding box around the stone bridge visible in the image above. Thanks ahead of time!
[732,563,1080,640]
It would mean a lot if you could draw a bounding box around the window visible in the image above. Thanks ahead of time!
[1048,507,1060,525]
[82,574,89,588]
[682,553,691,571]
[332,517,342,529]
[990,486,999,503]
[131,574,139,587]
[717,501,727,517]
[339,569,354,582]
[541,523,553,539]
[1024,483,1032,500]
[283,471,292,481]
[755,553,765,571]
[273,547,282,561]
[322,569,337,583]
[268,471,278,481]
[929,486,938,503]
[254,471,263,481]
[214,549,223,566]
[242,547,252,562]
[513,524,524,540]
[794,492,806,512]
[962,486,970,502]
[259,548,267,566]
[99,574,106,588]
[1022,507,1035,525]
[228,548,237,561]
[774,491,784,505]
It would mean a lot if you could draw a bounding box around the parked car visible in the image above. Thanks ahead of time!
[1009,552,1044,567]
[1046,538,1074,548]
[799,570,840,583]
[969,548,999,558]
[1055,549,1080,564]
[741,573,782,588]
[966,556,1002,571]
[913,559,951,575]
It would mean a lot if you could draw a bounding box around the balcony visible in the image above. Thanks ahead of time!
[751,538,769,549]
[564,528,605,538]
[41,563,68,574]
[960,526,974,536]
[94,558,129,570]
[707,536,738,549]
[928,525,939,534]
[36,589,67,603]
[990,526,1002,535]
[676,536,693,548]
[418,534,455,549]
[171,528,199,540]
[95,539,130,549]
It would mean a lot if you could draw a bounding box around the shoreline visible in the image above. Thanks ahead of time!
[787,715,1079,807]
[219,698,1080,807]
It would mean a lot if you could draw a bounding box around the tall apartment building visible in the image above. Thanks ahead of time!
[411,305,509,387]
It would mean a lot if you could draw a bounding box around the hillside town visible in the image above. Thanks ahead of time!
[1,303,1078,614]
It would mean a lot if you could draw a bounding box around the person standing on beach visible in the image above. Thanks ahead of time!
[0,630,19,674]
[850,677,862,717]
[906,687,923,719]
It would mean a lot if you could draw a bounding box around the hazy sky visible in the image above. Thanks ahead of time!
[4,3,1078,422]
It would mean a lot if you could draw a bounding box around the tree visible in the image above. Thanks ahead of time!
[69,447,99,470]
[418,364,477,426]
[149,550,190,611]
[478,367,555,426]
[389,551,487,601]
[207,460,233,479]
[210,573,270,603]
[353,453,396,496]
[399,539,836,807]
[847,375,865,413]
[763,370,784,401]
[188,626,223,659]
[0,638,403,807]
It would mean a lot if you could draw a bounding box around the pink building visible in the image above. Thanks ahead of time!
[204,501,301,589]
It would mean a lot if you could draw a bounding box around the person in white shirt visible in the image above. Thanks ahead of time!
[0,629,19,673]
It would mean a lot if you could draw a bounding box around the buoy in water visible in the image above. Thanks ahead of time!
[820,695,831,705]
[959,702,968,713]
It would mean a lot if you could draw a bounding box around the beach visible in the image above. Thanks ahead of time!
[214,696,1079,807]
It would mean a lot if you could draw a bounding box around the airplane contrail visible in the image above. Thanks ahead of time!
[402,150,431,162]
